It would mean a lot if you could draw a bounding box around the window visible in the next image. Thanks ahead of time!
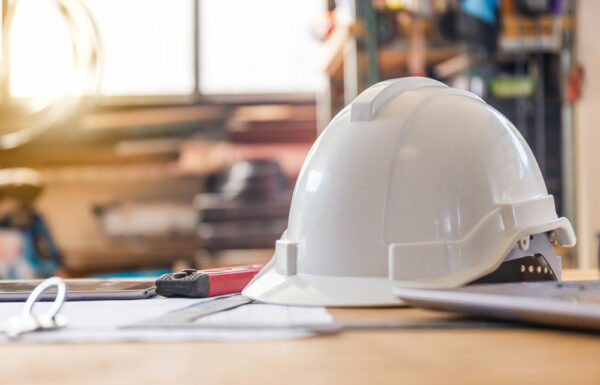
[83,0,195,96]
[6,0,324,101]
[199,0,324,94]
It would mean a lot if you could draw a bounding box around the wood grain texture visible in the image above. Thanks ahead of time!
[0,270,599,385]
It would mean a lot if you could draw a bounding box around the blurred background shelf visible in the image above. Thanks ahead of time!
[0,0,596,279]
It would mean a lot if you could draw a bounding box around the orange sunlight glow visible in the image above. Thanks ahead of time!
[8,0,78,98]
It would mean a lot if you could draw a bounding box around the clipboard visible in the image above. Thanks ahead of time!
[0,279,156,301]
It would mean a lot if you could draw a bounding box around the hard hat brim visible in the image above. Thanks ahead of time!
[243,215,575,307]
[242,263,405,307]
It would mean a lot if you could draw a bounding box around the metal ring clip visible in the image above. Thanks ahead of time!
[22,277,67,321]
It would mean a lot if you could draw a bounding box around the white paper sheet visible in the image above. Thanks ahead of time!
[0,297,335,344]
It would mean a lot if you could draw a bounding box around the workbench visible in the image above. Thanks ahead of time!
[1,270,599,385]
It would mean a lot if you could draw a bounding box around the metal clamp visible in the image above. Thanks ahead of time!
[22,276,67,321]
[1,277,68,338]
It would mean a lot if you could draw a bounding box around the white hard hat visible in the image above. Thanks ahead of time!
[243,77,576,306]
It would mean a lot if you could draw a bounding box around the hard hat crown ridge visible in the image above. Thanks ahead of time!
[243,77,576,306]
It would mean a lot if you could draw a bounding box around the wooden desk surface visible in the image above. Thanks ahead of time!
[1,270,600,385]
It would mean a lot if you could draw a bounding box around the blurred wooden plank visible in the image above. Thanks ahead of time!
[227,104,317,143]
[379,47,461,74]
[81,105,226,131]
[175,141,312,179]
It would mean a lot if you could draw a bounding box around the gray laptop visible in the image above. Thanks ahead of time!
[394,280,600,331]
